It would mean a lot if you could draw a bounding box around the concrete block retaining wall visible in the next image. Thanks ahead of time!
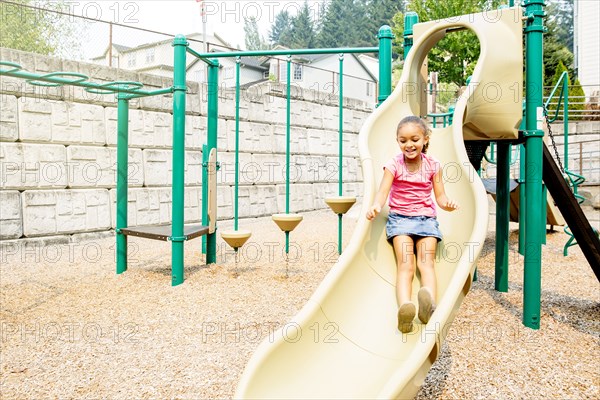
[0,48,370,243]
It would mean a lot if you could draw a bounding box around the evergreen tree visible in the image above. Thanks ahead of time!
[288,1,316,48]
[317,0,369,47]
[365,0,406,45]
[244,16,268,50]
[547,61,585,121]
[269,11,292,46]
[543,0,575,88]
[546,0,574,52]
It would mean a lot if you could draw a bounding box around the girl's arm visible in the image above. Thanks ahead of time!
[366,169,394,220]
[432,170,459,212]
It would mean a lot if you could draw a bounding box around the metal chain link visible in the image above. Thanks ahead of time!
[543,104,565,174]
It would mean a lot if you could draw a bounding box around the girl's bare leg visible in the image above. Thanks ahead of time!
[392,235,416,305]
[415,236,438,323]
[392,235,416,332]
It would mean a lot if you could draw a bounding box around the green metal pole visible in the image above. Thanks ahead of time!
[116,96,129,274]
[338,54,344,198]
[234,57,241,231]
[563,77,569,170]
[403,13,418,60]
[286,55,292,254]
[171,35,188,286]
[518,102,527,255]
[338,54,344,254]
[523,0,546,330]
[202,144,208,255]
[206,60,219,264]
[378,25,394,106]
[541,184,547,244]
[518,144,527,255]
[495,142,510,292]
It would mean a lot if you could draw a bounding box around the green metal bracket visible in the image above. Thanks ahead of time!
[522,129,545,137]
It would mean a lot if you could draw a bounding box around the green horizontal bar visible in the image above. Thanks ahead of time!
[186,48,220,65]
[1,68,172,97]
[427,112,453,117]
[188,47,379,60]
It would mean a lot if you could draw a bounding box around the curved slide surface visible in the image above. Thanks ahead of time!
[236,8,523,399]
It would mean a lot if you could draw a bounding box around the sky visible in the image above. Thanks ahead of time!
[68,1,327,57]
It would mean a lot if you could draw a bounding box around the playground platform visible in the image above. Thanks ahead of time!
[0,206,598,399]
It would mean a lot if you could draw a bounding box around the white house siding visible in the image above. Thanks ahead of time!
[310,55,377,106]
[575,0,600,98]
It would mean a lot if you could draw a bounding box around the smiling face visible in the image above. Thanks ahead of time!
[396,123,428,162]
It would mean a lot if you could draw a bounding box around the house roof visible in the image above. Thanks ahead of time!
[262,45,378,82]
[112,44,132,52]
[91,32,234,61]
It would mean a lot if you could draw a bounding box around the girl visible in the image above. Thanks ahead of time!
[366,116,459,333]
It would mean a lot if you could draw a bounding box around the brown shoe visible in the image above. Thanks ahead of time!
[397,302,416,333]
[418,287,436,324]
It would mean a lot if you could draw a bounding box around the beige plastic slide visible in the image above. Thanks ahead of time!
[236,8,523,399]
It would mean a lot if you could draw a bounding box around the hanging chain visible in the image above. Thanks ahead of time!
[542,104,565,174]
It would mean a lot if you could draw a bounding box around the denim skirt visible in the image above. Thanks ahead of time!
[386,213,443,243]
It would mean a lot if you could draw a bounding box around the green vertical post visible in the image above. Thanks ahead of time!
[541,184,547,244]
[495,142,510,292]
[523,0,546,329]
[116,96,129,274]
[518,102,527,255]
[337,54,344,254]
[234,57,241,231]
[518,143,527,255]
[171,35,188,286]
[285,55,292,254]
[206,59,219,264]
[563,76,569,171]
[403,13,418,60]
[377,25,394,106]
[202,144,208,254]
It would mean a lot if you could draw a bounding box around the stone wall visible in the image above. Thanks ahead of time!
[0,48,370,243]
[483,122,600,184]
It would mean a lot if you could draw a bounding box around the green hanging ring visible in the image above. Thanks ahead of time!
[0,61,23,74]
[85,80,144,94]
[27,71,90,87]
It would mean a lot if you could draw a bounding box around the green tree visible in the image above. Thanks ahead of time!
[288,1,316,48]
[244,16,268,50]
[317,0,369,47]
[0,0,83,58]
[547,61,585,121]
[546,0,574,52]
[543,0,575,88]
[391,0,502,86]
[365,0,406,44]
[269,11,292,46]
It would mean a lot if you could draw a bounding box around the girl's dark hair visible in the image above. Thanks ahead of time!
[396,116,431,153]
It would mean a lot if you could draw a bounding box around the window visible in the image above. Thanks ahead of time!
[366,82,373,96]
[127,54,136,68]
[146,48,155,64]
[293,63,303,81]
[263,70,270,79]
[279,62,288,81]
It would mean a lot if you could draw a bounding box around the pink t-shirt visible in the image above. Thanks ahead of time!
[384,153,441,217]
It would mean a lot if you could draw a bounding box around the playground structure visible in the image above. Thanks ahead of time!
[2,1,599,398]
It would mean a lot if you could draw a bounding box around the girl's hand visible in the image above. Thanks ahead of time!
[443,199,459,211]
[366,205,381,220]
